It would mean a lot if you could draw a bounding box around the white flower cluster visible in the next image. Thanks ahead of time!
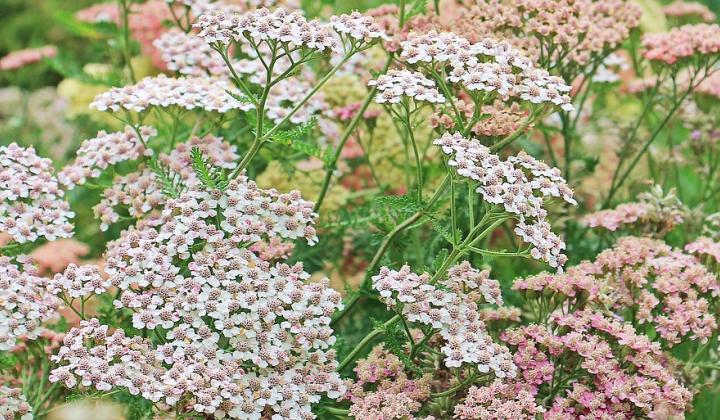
[48,264,110,299]
[58,126,156,189]
[0,386,33,420]
[434,132,576,267]
[90,74,253,113]
[372,262,516,377]
[0,256,59,351]
[153,28,228,76]
[400,31,574,111]
[330,11,387,42]
[368,70,446,104]
[52,179,345,418]
[93,135,238,231]
[0,143,74,244]
[195,8,337,52]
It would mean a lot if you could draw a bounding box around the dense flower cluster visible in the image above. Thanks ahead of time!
[0,45,57,71]
[195,8,337,52]
[436,0,641,66]
[587,236,719,345]
[153,28,228,76]
[90,74,252,113]
[372,262,515,376]
[502,309,693,418]
[400,31,573,111]
[0,256,59,351]
[0,143,74,244]
[583,203,652,231]
[51,178,345,418]
[686,236,720,263]
[48,264,110,300]
[663,1,716,22]
[368,70,445,104]
[642,24,720,64]
[454,379,540,419]
[435,132,575,267]
[93,135,238,230]
[583,187,685,235]
[58,126,156,188]
[344,345,431,419]
[329,11,387,42]
[0,386,33,420]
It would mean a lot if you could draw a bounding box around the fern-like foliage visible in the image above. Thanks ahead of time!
[147,158,187,198]
[265,117,334,163]
[190,147,229,191]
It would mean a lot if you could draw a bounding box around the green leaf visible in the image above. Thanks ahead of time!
[190,147,229,191]
[148,158,187,198]
[266,118,329,160]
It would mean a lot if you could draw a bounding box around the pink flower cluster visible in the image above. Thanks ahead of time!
[58,126,157,189]
[400,31,574,111]
[0,256,59,351]
[588,236,719,345]
[454,379,540,419]
[0,143,74,244]
[583,187,685,235]
[51,177,345,418]
[513,265,600,303]
[344,345,432,419]
[48,264,110,299]
[686,236,720,263]
[195,8,337,52]
[0,45,57,71]
[695,70,720,99]
[90,74,252,113]
[501,310,692,418]
[93,135,238,230]
[368,70,446,104]
[153,28,228,76]
[642,24,720,64]
[582,203,652,232]
[663,1,716,22]
[434,132,575,267]
[372,262,516,377]
[0,386,33,420]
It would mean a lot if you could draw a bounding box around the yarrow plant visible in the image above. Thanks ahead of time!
[4,0,720,418]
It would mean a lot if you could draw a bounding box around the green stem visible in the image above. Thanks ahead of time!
[119,0,136,83]
[330,174,450,326]
[338,315,400,371]
[314,54,394,212]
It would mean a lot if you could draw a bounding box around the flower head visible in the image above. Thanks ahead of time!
[0,143,74,243]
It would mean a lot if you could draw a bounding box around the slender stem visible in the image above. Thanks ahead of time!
[119,0,136,83]
[330,174,450,326]
[603,90,690,207]
[338,315,400,371]
[262,52,356,140]
[314,54,394,211]
[431,373,478,398]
